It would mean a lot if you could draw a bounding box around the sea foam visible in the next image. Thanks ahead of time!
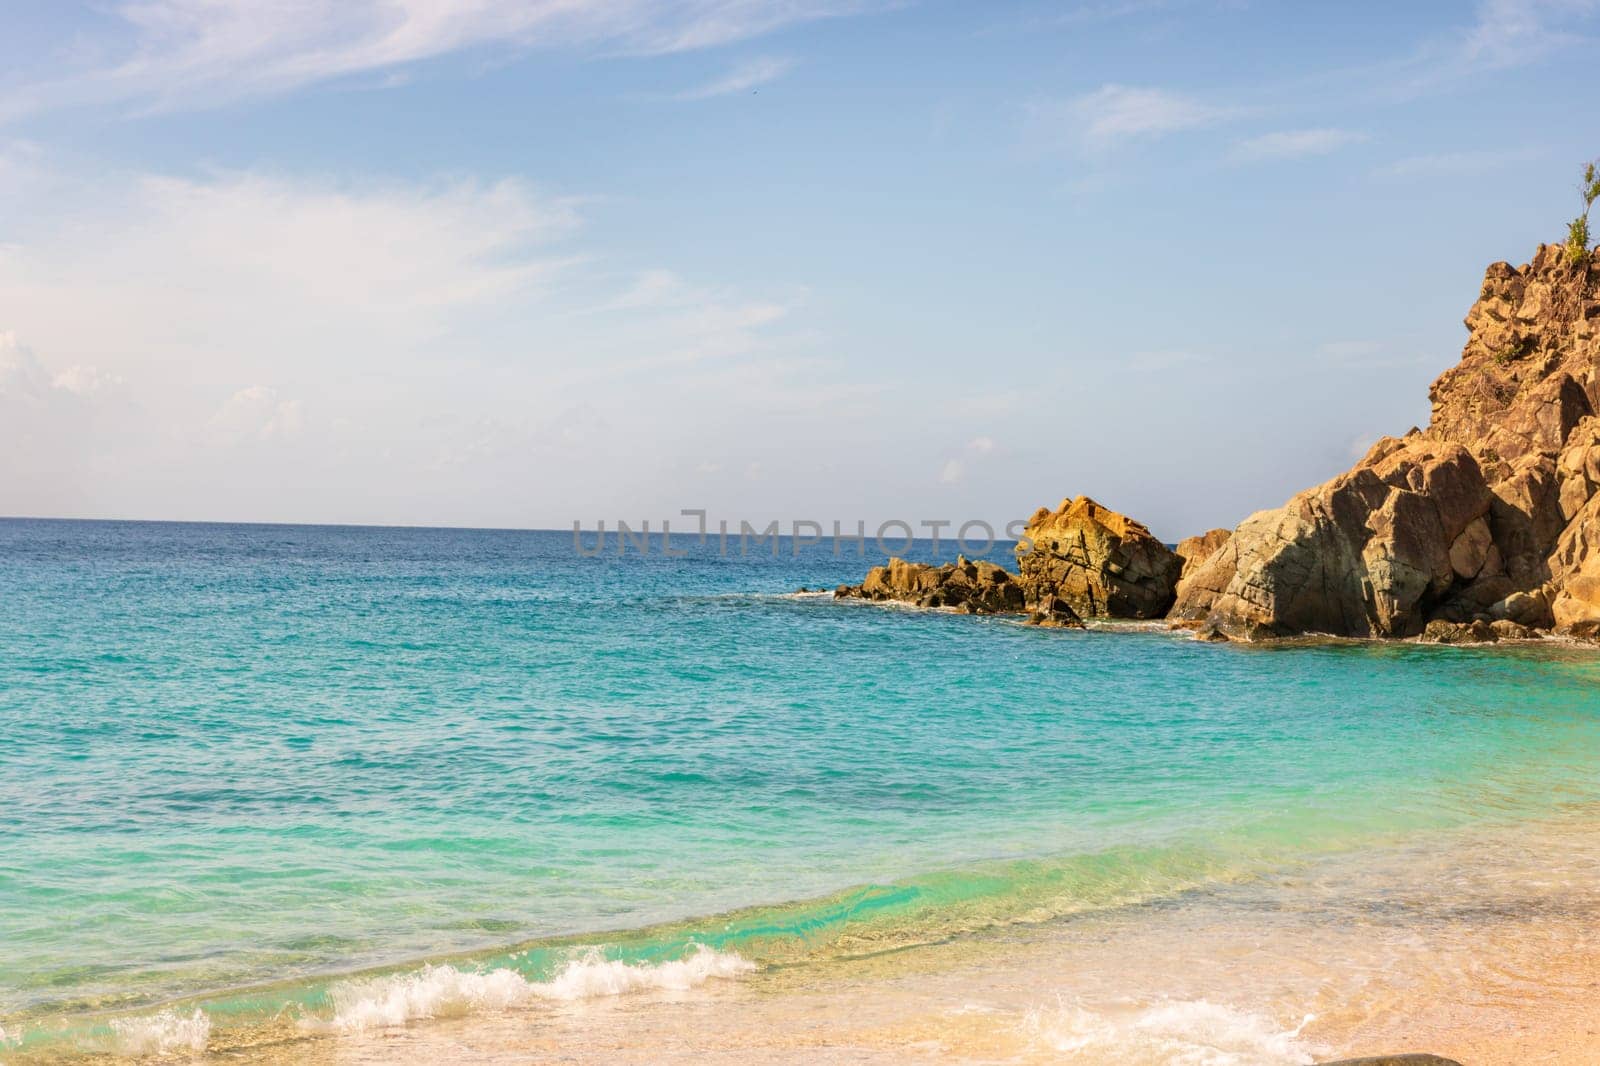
[316,945,755,1032]
[1026,998,1321,1066]
[107,1007,211,1055]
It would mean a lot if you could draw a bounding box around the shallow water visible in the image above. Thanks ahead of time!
[3,519,1599,1060]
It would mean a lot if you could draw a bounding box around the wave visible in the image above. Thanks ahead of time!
[107,1008,210,1055]
[313,945,755,1033]
[1025,998,1321,1066]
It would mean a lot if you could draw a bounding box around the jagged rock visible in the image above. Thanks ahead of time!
[1015,496,1182,618]
[1421,618,1499,644]
[1568,618,1600,642]
[1177,245,1600,640]
[834,556,1025,615]
[1022,595,1086,629]
[1549,491,1600,628]
[1171,437,1492,638]
[1490,619,1535,640]
[1175,528,1231,592]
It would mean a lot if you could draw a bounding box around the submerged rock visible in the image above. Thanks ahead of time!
[1015,496,1182,619]
[1022,595,1086,629]
[834,556,1026,615]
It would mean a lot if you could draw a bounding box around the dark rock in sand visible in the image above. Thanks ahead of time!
[1316,1056,1463,1066]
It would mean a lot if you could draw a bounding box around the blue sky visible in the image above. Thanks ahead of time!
[1,0,1597,539]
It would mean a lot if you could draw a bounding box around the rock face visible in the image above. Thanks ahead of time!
[1171,437,1493,638]
[1016,496,1183,619]
[1174,528,1231,602]
[1175,244,1600,639]
[834,556,1028,615]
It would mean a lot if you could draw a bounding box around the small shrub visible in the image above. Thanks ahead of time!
[1567,159,1600,265]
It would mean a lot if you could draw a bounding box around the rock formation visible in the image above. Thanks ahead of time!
[1174,528,1230,600]
[834,556,1028,615]
[1015,496,1183,619]
[1174,244,1600,640]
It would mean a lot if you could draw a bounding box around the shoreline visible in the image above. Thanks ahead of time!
[17,806,1600,1064]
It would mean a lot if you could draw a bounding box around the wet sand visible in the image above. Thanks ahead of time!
[163,813,1600,1066]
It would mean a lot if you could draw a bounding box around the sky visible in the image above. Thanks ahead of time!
[1,0,1598,540]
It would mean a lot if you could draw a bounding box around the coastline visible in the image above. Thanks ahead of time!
[8,520,1600,1064]
[32,807,1600,1065]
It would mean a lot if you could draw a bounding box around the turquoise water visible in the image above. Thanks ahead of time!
[3,518,1600,1054]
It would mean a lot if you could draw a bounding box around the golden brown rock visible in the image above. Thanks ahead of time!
[1176,245,1600,639]
[835,556,1026,615]
[1015,496,1182,619]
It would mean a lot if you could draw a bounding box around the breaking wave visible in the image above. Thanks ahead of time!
[314,945,755,1032]
[107,1008,211,1055]
[1025,998,1322,1065]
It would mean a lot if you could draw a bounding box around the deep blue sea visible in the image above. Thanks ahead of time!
[4,518,1600,1058]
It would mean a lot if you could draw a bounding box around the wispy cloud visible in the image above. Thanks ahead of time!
[1455,0,1599,70]
[1374,147,1542,179]
[1318,340,1433,369]
[3,0,877,119]
[1386,0,1600,94]
[670,55,794,99]
[1126,349,1210,372]
[1051,0,1176,24]
[0,154,830,521]
[1030,84,1236,155]
[938,436,1000,484]
[1230,128,1367,163]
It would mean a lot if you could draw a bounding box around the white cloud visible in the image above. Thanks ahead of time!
[1348,433,1379,460]
[1374,147,1541,179]
[1317,340,1432,369]
[1230,128,1367,163]
[671,55,794,99]
[0,154,832,523]
[1031,84,1235,155]
[1456,0,1599,70]
[51,365,125,395]
[938,436,997,484]
[1052,0,1175,24]
[1126,349,1209,372]
[1385,0,1599,94]
[4,0,878,119]
[209,385,305,443]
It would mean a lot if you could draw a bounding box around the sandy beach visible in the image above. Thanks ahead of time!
[61,811,1592,1066]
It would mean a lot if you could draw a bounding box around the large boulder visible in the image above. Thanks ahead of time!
[1015,496,1182,618]
[1178,245,1600,639]
[834,556,1027,615]
[1170,437,1492,639]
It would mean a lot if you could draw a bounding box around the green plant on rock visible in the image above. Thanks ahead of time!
[1567,159,1600,265]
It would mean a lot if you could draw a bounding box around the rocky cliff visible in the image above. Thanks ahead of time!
[833,244,1599,643]
[1174,244,1600,639]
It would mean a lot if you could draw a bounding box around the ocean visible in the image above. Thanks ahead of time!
[3,518,1599,1061]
